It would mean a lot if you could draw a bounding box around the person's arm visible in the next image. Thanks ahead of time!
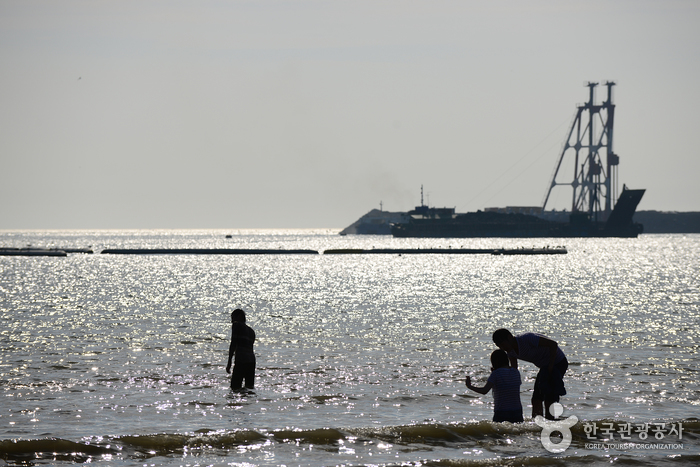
[466,375,494,395]
[538,336,559,371]
[226,326,237,373]
[508,353,518,370]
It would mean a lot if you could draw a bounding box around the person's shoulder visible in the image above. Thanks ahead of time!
[517,332,539,339]
[491,367,512,377]
[488,368,504,378]
[233,321,252,332]
[517,332,543,343]
[244,323,256,337]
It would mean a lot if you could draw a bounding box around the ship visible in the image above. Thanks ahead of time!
[384,82,645,238]
[339,203,407,235]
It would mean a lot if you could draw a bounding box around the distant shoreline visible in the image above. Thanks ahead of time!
[633,211,700,233]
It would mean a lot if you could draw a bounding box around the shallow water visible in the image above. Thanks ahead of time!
[1,230,698,465]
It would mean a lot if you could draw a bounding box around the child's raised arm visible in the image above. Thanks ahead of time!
[465,375,493,395]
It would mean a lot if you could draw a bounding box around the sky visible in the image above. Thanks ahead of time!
[1,0,699,229]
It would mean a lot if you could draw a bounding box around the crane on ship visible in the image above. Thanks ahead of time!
[543,81,620,223]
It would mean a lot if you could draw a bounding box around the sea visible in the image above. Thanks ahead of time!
[1,230,698,466]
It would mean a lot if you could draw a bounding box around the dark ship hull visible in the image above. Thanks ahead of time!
[391,188,645,238]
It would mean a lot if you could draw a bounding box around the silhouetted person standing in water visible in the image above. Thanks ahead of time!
[226,309,256,391]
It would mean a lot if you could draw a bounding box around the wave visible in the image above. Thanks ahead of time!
[0,438,115,463]
[1,418,697,464]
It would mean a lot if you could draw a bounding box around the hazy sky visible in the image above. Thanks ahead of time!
[2,1,699,229]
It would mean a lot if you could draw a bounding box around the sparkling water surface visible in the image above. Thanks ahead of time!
[1,230,698,466]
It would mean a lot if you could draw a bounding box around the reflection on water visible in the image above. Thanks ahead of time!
[1,231,699,465]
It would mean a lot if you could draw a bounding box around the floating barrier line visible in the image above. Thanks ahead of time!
[3,247,567,257]
[0,248,68,257]
[492,248,567,255]
[0,248,93,257]
[324,248,567,255]
[324,248,494,255]
[100,248,320,255]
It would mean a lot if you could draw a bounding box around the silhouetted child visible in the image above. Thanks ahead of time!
[466,349,524,423]
[226,309,256,391]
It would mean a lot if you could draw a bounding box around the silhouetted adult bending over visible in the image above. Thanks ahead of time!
[226,309,256,390]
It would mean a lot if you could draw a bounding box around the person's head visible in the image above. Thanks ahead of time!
[492,328,515,351]
[231,309,246,323]
[490,349,510,370]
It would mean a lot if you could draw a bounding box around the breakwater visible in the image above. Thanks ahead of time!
[0,247,93,257]
[324,247,567,255]
[100,248,319,255]
[2,247,567,256]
